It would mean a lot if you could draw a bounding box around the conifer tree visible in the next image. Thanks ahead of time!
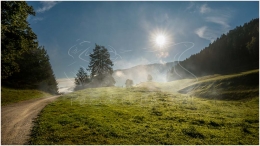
[88,44,115,87]
[75,67,90,86]
[1,1,58,94]
[1,1,37,79]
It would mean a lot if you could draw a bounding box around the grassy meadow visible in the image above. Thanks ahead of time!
[29,70,259,145]
[179,69,259,100]
[1,87,52,106]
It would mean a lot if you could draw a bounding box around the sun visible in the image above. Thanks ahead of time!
[156,35,166,47]
[149,29,171,50]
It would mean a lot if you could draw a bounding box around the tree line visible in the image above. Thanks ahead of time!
[1,1,58,94]
[167,18,259,81]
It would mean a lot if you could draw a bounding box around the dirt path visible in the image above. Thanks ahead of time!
[1,95,60,145]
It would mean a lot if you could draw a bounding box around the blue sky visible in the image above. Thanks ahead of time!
[26,1,259,79]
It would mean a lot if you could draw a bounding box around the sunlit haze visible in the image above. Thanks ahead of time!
[25,1,259,91]
[2,1,259,144]
[156,35,166,48]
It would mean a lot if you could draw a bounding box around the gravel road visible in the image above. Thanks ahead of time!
[1,95,60,145]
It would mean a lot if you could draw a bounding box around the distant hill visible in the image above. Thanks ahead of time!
[167,18,259,81]
[113,62,177,86]
[178,69,259,100]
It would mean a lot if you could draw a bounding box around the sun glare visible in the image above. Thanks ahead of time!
[156,35,166,47]
[150,29,171,50]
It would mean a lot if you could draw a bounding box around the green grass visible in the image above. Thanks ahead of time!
[1,87,52,106]
[29,84,259,144]
[136,78,197,93]
[179,69,259,100]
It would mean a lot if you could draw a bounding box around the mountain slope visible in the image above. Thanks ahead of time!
[113,62,177,86]
[167,18,259,81]
[178,69,259,100]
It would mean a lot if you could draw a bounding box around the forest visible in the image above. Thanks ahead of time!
[167,18,259,81]
[1,1,58,94]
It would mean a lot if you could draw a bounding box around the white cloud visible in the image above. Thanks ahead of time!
[200,4,211,14]
[195,26,207,38]
[195,3,232,42]
[198,3,231,28]
[195,26,218,43]
[36,1,59,13]
[205,16,230,28]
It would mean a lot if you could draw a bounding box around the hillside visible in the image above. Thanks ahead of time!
[136,69,259,100]
[178,69,259,100]
[113,62,177,86]
[29,70,259,144]
[167,18,259,81]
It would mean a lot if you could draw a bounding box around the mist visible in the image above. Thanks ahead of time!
[58,62,177,92]
[57,78,75,94]
[113,62,176,87]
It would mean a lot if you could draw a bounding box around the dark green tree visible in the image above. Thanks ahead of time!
[4,46,59,94]
[88,44,115,87]
[1,1,38,79]
[1,1,59,94]
[75,67,90,86]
